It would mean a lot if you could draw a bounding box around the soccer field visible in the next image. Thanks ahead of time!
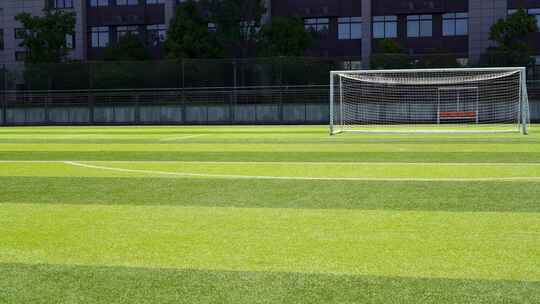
[0,125,539,303]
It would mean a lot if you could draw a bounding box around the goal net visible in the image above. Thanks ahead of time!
[330,68,530,135]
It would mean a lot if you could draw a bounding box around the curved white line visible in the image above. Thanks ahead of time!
[159,134,207,142]
[63,161,540,182]
[2,160,540,166]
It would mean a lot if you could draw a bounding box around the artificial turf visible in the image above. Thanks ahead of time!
[0,126,539,303]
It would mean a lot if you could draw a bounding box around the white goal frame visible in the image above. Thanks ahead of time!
[330,67,530,135]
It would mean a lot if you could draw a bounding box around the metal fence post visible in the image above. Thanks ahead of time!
[134,93,140,124]
[181,59,186,124]
[229,89,235,124]
[45,71,51,124]
[1,65,6,126]
[88,63,95,124]
[279,57,284,123]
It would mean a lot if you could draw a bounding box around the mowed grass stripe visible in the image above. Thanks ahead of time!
[2,177,540,212]
[2,263,539,304]
[1,142,539,152]
[1,203,539,282]
[1,151,540,163]
[68,161,540,179]
[0,126,327,134]
[0,161,538,180]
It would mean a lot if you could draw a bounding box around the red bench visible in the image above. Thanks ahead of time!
[439,111,477,119]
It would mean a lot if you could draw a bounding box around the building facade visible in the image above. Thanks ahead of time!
[0,0,86,64]
[275,0,540,68]
[0,0,539,67]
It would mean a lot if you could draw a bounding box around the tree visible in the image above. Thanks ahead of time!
[103,33,150,61]
[164,0,223,59]
[210,0,266,57]
[257,17,312,57]
[482,9,539,66]
[15,10,76,63]
[370,39,411,69]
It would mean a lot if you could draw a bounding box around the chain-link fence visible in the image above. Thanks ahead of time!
[1,57,351,91]
[1,56,539,125]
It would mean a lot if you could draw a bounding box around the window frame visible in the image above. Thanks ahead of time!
[208,22,217,33]
[304,18,330,35]
[372,15,397,39]
[528,8,540,27]
[116,0,139,6]
[338,17,362,40]
[65,33,75,49]
[116,25,139,41]
[15,51,27,62]
[14,28,26,40]
[90,26,110,48]
[51,0,74,9]
[147,24,167,46]
[442,12,468,36]
[407,15,432,38]
[90,0,109,7]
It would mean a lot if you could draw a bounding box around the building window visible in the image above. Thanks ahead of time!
[208,23,217,33]
[15,52,26,62]
[147,24,167,46]
[52,0,74,9]
[240,21,260,38]
[456,58,469,67]
[373,16,397,38]
[338,17,362,40]
[66,33,75,49]
[90,0,109,7]
[15,28,26,39]
[90,26,109,48]
[443,13,468,36]
[117,0,138,5]
[528,8,540,26]
[342,60,362,70]
[304,18,329,34]
[146,0,165,4]
[0,29,3,50]
[508,9,518,15]
[407,15,432,37]
[116,25,139,41]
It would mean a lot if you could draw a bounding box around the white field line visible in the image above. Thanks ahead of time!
[159,134,207,142]
[63,161,540,182]
[1,160,540,166]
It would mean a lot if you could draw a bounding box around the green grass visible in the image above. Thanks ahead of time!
[0,125,539,303]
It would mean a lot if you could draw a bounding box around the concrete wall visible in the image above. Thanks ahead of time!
[2,101,538,125]
[0,103,330,125]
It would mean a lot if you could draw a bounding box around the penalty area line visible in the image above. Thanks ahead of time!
[1,160,540,166]
[159,134,207,142]
[62,161,540,182]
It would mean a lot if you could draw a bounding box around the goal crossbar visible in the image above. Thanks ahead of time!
[330,67,529,135]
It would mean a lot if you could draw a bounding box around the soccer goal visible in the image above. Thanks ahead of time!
[330,67,530,135]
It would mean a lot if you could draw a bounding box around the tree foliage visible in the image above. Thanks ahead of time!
[165,0,314,58]
[482,9,539,66]
[15,10,76,63]
[370,39,411,69]
[103,33,150,61]
[209,0,266,57]
[164,0,223,59]
[257,17,312,57]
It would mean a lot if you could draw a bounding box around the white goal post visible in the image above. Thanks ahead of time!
[330,67,530,135]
